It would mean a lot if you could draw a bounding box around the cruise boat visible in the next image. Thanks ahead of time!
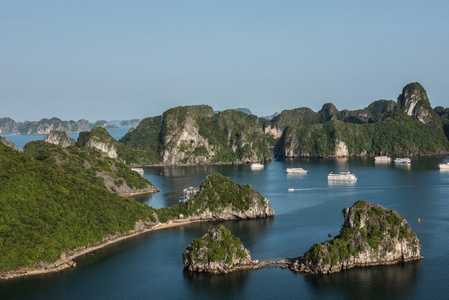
[131,167,144,175]
[250,163,264,170]
[327,171,358,182]
[375,156,392,163]
[438,162,449,170]
[286,168,308,174]
[394,158,411,164]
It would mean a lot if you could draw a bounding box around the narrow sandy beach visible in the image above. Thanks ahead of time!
[0,218,204,280]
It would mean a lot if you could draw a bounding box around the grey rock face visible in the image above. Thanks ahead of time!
[397,82,433,124]
[44,131,76,148]
[0,136,17,150]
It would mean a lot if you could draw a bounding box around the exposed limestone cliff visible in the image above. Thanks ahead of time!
[43,131,76,148]
[0,136,17,150]
[289,201,423,274]
[273,83,449,157]
[397,82,438,125]
[183,225,252,274]
[17,118,91,135]
[0,117,18,134]
[120,105,271,165]
[77,127,118,158]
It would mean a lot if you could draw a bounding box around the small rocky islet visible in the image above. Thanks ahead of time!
[184,201,422,275]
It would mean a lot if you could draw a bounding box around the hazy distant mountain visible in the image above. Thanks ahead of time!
[260,112,279,120]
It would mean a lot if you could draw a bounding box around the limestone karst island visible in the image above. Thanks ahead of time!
[0,82,447,281]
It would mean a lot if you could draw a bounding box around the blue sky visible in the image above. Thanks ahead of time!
[1,1,448,122]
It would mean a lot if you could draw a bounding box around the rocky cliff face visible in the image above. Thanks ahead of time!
[183,225,252,274]
[397,82,436,124]
[44,131,76,148]
[161,105,215,164]
[77,127,118,158]
[121,105,271,165]
[0,117,18,134]
[17,118,91,135]
[0,136,17,150]
[289,201,422,274]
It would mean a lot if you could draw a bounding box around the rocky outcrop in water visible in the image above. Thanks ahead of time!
[180,172,274,221]
[44,131,76,148]
[273,83,449,158]
[120,105,271,165]
[289,201,423,274]
[183,225,252,274]
[17,118,91,135]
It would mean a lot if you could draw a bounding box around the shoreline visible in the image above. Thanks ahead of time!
[0,218,204,281]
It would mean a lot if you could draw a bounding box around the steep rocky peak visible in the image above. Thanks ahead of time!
[76,127,118,158]
[397,82,433,124]
[318,103,339,121]
[44,131,75,148]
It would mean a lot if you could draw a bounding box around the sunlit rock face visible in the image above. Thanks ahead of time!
[289,201,423,275]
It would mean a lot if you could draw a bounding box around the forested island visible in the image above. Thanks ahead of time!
[0,81,443,279]
[0,132,273,279]
[2,82,449,165]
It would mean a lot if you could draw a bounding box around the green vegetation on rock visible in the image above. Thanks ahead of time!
[295,201,422,274]
[0,143,156,271]
[183,224,250,272]
[155,172,273,223]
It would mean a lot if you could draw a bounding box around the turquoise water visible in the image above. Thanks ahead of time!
[1,154,449,299]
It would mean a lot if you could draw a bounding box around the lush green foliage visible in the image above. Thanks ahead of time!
[303,201,419,265]
[0,144,156,271]
[276,108,449,156]
[154,172,268,222]
[183,225,248,265]
[119,106,270,164]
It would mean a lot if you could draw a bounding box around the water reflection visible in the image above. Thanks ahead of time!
[305,261,421,299]
[183,269,251,295]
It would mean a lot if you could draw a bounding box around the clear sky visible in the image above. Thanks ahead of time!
[1,1,448,122]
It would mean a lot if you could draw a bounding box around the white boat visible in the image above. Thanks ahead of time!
[439,162,449,170]
[286,168,308,174]
[375,156,392,163]
[250,163,264,169]
[394,158,411,164]
[288,188,295,192]
[285,168,307,174]
[131,167,144,175]
[327,171,358,181]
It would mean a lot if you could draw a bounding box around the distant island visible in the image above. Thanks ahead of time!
[3,83,449,165]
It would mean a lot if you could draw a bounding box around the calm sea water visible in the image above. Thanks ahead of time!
[1,138,449,299]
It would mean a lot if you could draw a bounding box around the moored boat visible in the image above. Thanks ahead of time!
[286,168,308,174]
[327,171,358,181]
[394,158,411,164]
[375,156,392,163]
[250,163,264,169]
[438,162,449,170]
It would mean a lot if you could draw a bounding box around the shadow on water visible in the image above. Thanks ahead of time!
[183,269,251,297]
[304,261,422,299]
